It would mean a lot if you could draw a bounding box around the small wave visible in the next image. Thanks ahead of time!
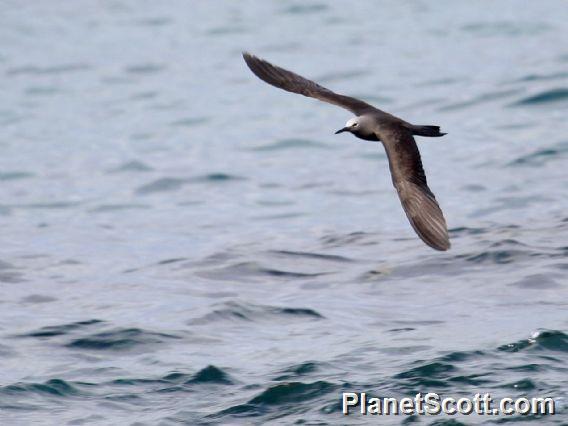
[110,377,164,387]
[392,320,446,327]
[252,212,306,221]
[504,378,538,390]
[497,330,568,352]
[255,198,295,207]
[461,21,549,37]
[393,350,490,390]
[510,274,561,290]
[508,142,568,167]
[156,257,187,266]
[456,236,565,267]
[216,381,336,417]
[90,204,150,213]
[5,201,80,211]
[169,117,209,127]
[1,379,85,397]
[190,301,324,325]
[124,63,165,75]
[0,205,12,216]
[281,4,328,15]
[439,89,520,111]
[448,226,488,236]
[0,343,16,358]
[273,362,320,381]
[1,260,17,269]
[276,307,323,317]
[387,327,415,333]
[25,86,63,97]
[250,138,331,152]
[472,195,552,217]
[502,364,546,373]
[191,173,245,183]
[129,90,158,101]
[515,71,568,82]
[269,250,353,263]
[6,63,90,76]
[109,160,153,173]
[135,17,172,27]
[498,330,568,353]
[320,231,375,248]
[511,88,568,106]
[0,260,25,283]
[196,261,328,282]
[66,328,181,351]
[0,274,25,283]
[19,319,103,338]
[0,171,34,181]
[249,381,334,405]
[356,151,387,162]
[447,374,492,386]
[438,350,485,363]
[110,365,234,391]
[186,365,234,385]
[416,77,461,87]
[368,257,459,281]
[460,249,527,265]
[206,26,247,36]
[136,177,187,194]
[136,173,244,194]
[395,361,456,387]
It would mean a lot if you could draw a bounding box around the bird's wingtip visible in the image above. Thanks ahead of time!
[431,229,451,251]
[242,52,259,67]
[428,238,451,251]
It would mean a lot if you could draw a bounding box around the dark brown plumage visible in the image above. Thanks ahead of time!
[243,52,375,115]
[243,52,450,251]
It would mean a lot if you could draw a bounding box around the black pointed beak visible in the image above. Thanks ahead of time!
[335,127,348,134]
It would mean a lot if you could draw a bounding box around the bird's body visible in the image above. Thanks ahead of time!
[242,52,450,251]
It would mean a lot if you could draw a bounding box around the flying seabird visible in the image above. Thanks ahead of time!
[242,52,450,251]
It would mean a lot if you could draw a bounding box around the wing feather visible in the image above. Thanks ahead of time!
[379,126,450,251]
[243,52,375,116]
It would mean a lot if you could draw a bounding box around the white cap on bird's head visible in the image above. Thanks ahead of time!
[335,117,359,134]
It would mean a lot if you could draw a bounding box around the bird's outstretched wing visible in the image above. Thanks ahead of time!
[243,52,376,116]
[379,126,450,251]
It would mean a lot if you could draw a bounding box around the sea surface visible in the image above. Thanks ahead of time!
[1,1,567,425]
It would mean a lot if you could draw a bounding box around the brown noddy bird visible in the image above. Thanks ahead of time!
[243,52,450,251]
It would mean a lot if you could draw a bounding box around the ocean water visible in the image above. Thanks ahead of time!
[1,1,567,424]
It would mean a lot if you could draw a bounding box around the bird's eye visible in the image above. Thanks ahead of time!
[352,122,357,127]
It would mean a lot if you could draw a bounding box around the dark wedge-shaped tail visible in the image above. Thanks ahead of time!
[411,125,447,137]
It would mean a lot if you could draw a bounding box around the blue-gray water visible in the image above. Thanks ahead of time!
[1,1,567,425]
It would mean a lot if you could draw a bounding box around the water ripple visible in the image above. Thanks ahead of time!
[249,138,332,152]
[6,63,90,76]
[508,141,568,167]
[19,319,103,338]
[196,261,329,282]
[109,160,154,173]
[1,379,86,397]
[268,250,353,263]
[215,381,336,418]
[498,330,568,353]
[186,365,234,385]
[136,174,244,194]
[66,328,182,351]
[511,88,568,106]
[190,301,324,325]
